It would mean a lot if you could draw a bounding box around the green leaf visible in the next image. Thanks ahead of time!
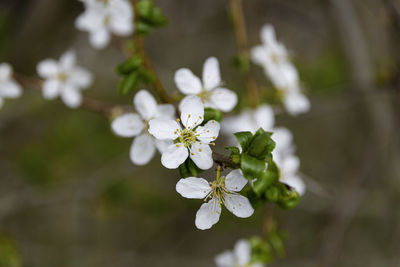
[138,68,156,83]
[243,188,265,209]
[136,21,154,35]
[265,185,279,202]
[225,146,240,156]
[247,128,275,160]
[234,131,253,151]
[232,53,251,73]
[240,154,266,180]
[116,56,142,75]
[178,162,191,178]
[203,107,223,123]
[136,0,154,18]
[277,186,300,210]
[249,236,274,264]
[118,72,139,95]
[179,158,203,178]
[252,161,279,196]
[150,7,168,27]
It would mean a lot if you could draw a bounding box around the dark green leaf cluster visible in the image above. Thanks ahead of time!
[136,0,168,36]
[116,55,155,95]
[227,128,300,210]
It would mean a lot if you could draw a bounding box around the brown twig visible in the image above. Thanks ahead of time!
[230,0,260,108]
[212,152,240,169]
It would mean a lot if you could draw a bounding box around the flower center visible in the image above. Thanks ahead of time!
[270,52,280,64]
[205,176,230,205]
[57,72,67,83]
[197,88,213,102]
[177,128,198,147]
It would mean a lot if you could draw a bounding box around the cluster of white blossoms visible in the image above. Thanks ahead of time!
[222,105,306,196]
[251,24,310,116]
[111,90,175,165]
[75,0,134,49]
[174,57,237,112]
[37,50,93,109]
[215,239,264,267]
[0,63,22,109]
[176,169,254,230]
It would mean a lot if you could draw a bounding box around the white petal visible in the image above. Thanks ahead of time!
[0,81,22,98]
[68,66,92,88]
[59,50,76,71]
[174,68,202,95]
[281,175,306,196]
[109,15,134,36]
[254,104,275,131]
[134,90,157,120]
[281,155,300,175]
[284,92,310,115]
[179,95,204,129]
[111,113,144,137]
[89,28,110,49]
[37,59,59,78]
[209,88,237,112]
[42,79,60,99]
[148,119,181,140]
[176,177,211,199]
[260,24,276,46]
[251,45,269,66]
[224,193,254,218]
[225,169,247,192]
[234,239,251,266]
[154,139,173,153]
[156,104,175,120]
[195,197,221,230]
[272,127,294,155]
[60,86,82,108]
[202,57,221,90]
[161,143,188,169]
[0,63,11,81]
[195,120,220,143]
[130,134,155,165]
[189,142,213,170]
[215,251,235,267]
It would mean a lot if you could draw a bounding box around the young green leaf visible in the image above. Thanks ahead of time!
[234,131,253,151]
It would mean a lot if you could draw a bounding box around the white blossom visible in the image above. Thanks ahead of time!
[215,239,264,267]
[251,24,310,115]
[174,57,237,112]
[37,50,92,108]
[75,0,134,49]
[0,63,22,109]
[111,90,175,165]
[176,169,254,230]
[148,96,220,170]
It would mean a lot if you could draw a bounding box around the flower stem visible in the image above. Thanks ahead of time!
[229,0,260,108]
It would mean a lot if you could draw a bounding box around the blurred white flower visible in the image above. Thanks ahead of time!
[176,169,254,230]
[215,239,264,267]
[149,96,220,170]
[251,24,310,115]
[111,90,175,165]
[174,57,237,112]
[0,63,22,109]
[37,50,92,108]
[75,0,134,49]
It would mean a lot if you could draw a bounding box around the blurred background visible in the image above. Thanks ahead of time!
[0,0,400,266]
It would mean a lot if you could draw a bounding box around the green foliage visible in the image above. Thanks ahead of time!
[179,158,202,178]
[234,131,253,151]
[203,107,223,123]
[118,72,140,95]
[136,0,168,36]
[0,235,21,267]
[250,236,273,264]
[116,55,142,75]
[232,53,251,73]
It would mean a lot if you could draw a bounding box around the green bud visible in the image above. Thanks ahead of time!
[203,107,223,123]
[118,72,139,95]
[136,0,154,18]
[116,55,142,75]
[150,7,168,26]
[136,21,154,35]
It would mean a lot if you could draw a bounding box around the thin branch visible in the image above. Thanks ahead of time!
[212,152,240,169]
[229,0,260,108]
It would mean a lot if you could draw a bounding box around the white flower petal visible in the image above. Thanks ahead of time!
[176,177,211,199]
[202,57,221,91]
[59,50,76,71]
[179,95,204,129]
[174,68,202,95]
[272,127,294,155]
[109,14,134,36]
[254,104,275,131]
[134,90,158,120]
[37,59,59,78]
[209,87,237,112]
[148,119,181,140]
[234,239,251,266]
[0,81,22,98]
[111,113,144,137]
[251,45,269,66]
[261,24,276,46]
[0,63,11,81]
[195,120,220,144]
[189,142,213,170]
[281,174,306,196]
[284,92,310,115]
[161,143,188,169]
[60,86,82,108]
[42,79,60,99]
[154,139,173,153]
[89,28,110,49]
[130,134,155,165]
[156,104,175,120]
[224,193,254,218]
[225,169,247,192]
[215,251,235,267]
[195,197,221,230]
[68,66,92,88]
[282,155,300,175]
